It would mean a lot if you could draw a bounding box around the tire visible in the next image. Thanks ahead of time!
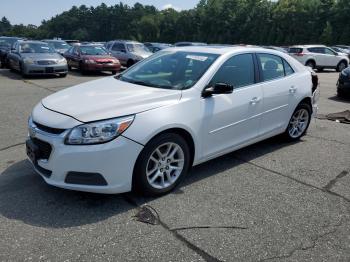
[305,60,315,69]
[68,65,72,71]
[133,133,191,196]
[20,63,27,78]
[283,103,311,141]
[79,62,87,75]
[111,70,117,75]
[317,67,324,72]
[59,73,67,78]
[336,61,347,72]
[127,60,134,68]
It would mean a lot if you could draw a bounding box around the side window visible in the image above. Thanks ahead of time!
[257,53,285,81]
[325,48,336,55]
[112,43,126,52]
[283,59,294,76]
[210,54,255,88]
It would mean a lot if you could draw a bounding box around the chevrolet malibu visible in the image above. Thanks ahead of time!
[27,46,319,196]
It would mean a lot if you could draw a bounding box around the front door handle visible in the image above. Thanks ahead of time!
[289,86,297,94]
[250,97,261,105]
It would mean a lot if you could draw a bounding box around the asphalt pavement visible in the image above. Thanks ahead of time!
[0,68,349,261]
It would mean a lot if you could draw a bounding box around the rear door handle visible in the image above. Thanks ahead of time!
[250,97,261,105]
[289,86,297,94]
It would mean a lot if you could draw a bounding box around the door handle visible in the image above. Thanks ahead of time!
[289,86,297,94]
[250,97,261,105]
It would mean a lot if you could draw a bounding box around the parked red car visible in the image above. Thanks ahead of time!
[64,44,121,74]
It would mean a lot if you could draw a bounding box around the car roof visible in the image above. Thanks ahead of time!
[42,39,66,42]
[110,40,142,44]
[17,40,48,44]
[291,45,326,48]
[163,45,287,55]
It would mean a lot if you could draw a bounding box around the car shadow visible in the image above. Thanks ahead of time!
[68,69,114,77]
[0,136,299,229]
[328,95,350,103]
[0,68,23,80]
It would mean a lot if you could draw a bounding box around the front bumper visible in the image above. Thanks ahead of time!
[82,63,121,72]
[23,63,68,75]
[27,118,143,194]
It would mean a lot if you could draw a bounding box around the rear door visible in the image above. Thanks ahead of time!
[111,43,127,65]
[257,53,298,136]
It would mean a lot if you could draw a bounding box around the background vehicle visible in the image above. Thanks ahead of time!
[261,46,288,53]
[288,45,349,72]
[104,40,152,67]
[0,36,23,68]
[337,66,350,97]
[28,46,318,196]
[64,40,79,46]
[331,46,350,58]
[7,40,68,77]
[63,44,120,75]
[144,42,173,53]
[174,42,207,47]
[42,40,70,55]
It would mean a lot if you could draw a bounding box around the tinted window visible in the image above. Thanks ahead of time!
[308,47,323,54]
[283,59,294,76]
[258,54,285,81]
[19,43,55,53]
[211,54,255,88]
[325,48,336,55]
[288,48,303,54]
[112,43,125,51]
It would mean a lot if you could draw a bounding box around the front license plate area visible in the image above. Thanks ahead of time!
[26,139,39,164]
[45,67,54,73]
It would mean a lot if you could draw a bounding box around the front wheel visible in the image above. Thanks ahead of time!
[283,103,311,141]
[336,61,347,72]
[133,133,191,196]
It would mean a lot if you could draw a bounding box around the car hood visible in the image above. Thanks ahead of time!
[133,52,152,59]
[21,52,63,60]
[41,77,182,122]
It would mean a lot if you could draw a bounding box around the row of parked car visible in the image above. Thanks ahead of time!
[0,36,349,96]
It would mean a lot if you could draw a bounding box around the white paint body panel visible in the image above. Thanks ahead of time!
[29,46,317,194]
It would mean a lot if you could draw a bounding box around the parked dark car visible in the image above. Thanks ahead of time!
[42,40,70,55]
[7,40,68,77]
[63,44,121,75]
[174,42,207,47]
[144,42,173,52]
[0,36,23,68]
[337,66,350,97]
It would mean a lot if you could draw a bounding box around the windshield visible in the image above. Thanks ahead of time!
[118,51,220,90]
[126,43,150,53]
[0,38,18,48]
[20,43,55,53]
[49,41,70,50]
[80,46,108,55]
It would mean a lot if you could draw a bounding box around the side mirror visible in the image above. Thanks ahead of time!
[202,82,234,98]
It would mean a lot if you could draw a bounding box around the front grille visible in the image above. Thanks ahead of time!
[65,172,108,186]
[37,60,56,65]
[34,121,66,135]
[32,138,52,160]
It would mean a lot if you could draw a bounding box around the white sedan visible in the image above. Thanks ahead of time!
[27,46,319,195]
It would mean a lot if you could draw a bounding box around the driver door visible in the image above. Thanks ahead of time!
[200,53,263,158]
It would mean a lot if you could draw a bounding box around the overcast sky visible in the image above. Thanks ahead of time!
[1,0,199,26]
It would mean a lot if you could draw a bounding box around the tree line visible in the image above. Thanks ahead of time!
[1,0,349,45]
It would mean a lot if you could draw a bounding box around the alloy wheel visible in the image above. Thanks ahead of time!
[146,142,185,189]
[288,108,310,138]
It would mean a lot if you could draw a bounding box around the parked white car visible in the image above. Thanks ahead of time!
[27,46,319,195]
[289,45,349,72]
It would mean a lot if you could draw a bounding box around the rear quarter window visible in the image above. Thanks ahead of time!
[289,48,303,54]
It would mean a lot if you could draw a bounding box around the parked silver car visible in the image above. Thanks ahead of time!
[42,39,70,55]
[104,40,152,67]
[7,40,68,77]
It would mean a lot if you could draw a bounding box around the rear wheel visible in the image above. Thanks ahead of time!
[59,73,67,78]
[20,63,27,78]
[133,133,191,196]
[111,70,117,75]
[305,60,315,69]
[336,61,347,72]
[283,103,311,141]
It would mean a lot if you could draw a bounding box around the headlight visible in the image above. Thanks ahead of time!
[84,59,96,64]
[57,58,67,65]
[65,115,135,145]
[23,58,35,64]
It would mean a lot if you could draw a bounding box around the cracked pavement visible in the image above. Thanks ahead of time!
[0,69,349,261]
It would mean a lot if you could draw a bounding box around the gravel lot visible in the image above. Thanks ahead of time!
[0,68,349,261]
